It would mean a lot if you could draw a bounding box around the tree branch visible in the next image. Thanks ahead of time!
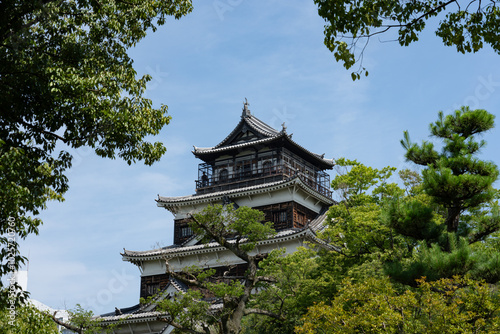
[378,0,458,32]
[157,316,206,334]
[255,275,278,284]
[164,260,209,290]
[18,119,68,143]
[50,312,83,334]
[243,308,284,320]
[189,213,251,263]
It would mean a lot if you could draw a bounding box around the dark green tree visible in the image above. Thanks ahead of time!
[386,107,500,284]
[401,106,498,234]
[0,0,193,307]
[314,0,500,79]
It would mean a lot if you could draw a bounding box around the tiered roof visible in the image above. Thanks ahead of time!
[122,220,338,264]
[192,101,334,169]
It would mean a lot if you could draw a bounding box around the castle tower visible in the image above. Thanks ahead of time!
[98,101,335,333]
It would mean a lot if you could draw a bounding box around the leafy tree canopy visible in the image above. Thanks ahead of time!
[296,276,500,334]
[0,303,59,334]
[0,0,193,306]
[244,108,500,333]
[50,304,122,334]
[314,0,500,79]
[322,108,500,286]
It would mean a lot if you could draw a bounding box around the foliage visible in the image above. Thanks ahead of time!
[323,109,500,286]
[189,205,275,253]
[243,108,500,333]
[402,107,498,233]
[0,303,59,334]
[0,0,193,306]
[386,107,500,284]
[242,247,338,334]
[296,276,500,334]
[50,304,123,334]
[314,0,500,78]
[154,290,215,332]
[322,158,413,283]
[151,205,280,334]
[331,157,399,203]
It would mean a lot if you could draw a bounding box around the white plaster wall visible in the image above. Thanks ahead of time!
[139,236,306,276]
[171,185,325,220]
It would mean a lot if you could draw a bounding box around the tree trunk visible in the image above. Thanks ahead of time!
[224,302,246,334]
[446,206,461,233]
[223,258,259,334]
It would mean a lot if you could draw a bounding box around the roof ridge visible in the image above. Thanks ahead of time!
[193,133,334,167]
[206,112,280,150]
[244,114,280,137]
[193,133,285,153]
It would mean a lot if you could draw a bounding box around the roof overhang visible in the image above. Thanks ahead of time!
[122,224,339,264]
[193,133,334,169]
[156,176,334,212]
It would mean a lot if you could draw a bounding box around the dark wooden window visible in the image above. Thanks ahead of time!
[181,226,193,237]
[273,210,287,223]
[219,169,228,182]
[296,212,306,227]
[146,283,160,296]
[263,160,272,174]
[140,274,170,299]
[242,162,252,177]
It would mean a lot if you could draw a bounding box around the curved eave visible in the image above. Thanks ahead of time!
[97,311,165,324]
[122,227,321,264]
[156,176,334,210]
[193,133,282,156]
[193,133,334,169]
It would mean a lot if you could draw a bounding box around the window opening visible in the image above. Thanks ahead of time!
[181,226,193,237]
[273,211,287,223]
[263,160,272,175]
[219,169,228,182]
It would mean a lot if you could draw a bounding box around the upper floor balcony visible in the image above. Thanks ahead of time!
[195,158,332,198]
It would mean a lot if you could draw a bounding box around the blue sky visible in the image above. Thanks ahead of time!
[16,0,500,314]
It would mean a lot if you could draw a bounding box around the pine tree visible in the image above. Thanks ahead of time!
[387,107,500,284]
[401,107,498,233]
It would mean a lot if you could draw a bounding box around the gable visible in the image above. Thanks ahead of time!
[225,127,262,146]
[211,114,281,150]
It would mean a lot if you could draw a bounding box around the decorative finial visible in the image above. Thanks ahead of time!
[242,98,251,117]
[281,122,287,133]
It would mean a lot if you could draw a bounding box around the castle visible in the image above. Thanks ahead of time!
[98,101,335,333]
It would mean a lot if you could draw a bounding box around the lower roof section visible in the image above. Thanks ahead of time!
[122,219,337,268]
[156,176,335,219]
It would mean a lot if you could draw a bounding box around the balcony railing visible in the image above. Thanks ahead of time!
[195,163,332,198]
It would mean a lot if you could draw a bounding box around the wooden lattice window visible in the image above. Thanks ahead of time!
[273,211,287,223]
[181,226,193,237]
[263,160,272,174]
[296,212,306,227]
[146,283,159,296]
[219,169,228,182]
